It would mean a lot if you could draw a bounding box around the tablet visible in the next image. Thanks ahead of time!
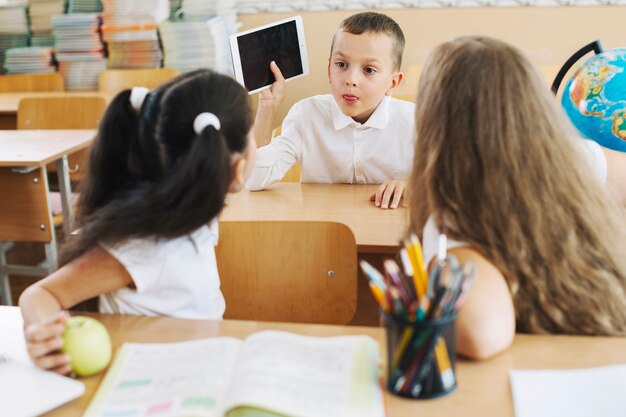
[229,16,309,94]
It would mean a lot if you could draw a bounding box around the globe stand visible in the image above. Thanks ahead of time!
[551,40,603,95]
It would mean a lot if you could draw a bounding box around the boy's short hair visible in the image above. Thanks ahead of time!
[330,12,405,71]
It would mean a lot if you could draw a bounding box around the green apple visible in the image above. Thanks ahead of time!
[62,316,112,377]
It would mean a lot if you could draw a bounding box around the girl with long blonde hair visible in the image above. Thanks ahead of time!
[411,36,626,359]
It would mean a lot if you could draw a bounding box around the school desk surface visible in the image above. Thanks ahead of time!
[220,183,408,253]
[2,307,625,417]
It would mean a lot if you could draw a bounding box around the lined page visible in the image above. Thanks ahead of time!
[223,331,384,417]
[84,337,242,417]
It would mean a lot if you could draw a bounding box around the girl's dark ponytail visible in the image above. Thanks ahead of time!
[77,89,140,215]
[64,69,252,265]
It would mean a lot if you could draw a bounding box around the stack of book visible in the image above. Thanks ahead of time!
[28,0,65,47]
[66,0,101,13]
[169,0,181,20]
[159,17,231,74]
[0,2,29,74]
[52,13,107,90]
[3,46,55,74]
[101,0,167,69]
[181,0,238,35]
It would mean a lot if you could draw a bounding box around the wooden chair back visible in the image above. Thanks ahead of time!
[17,96,106,180]
[271,126,301,182]
[0,167,53,243]
[98,68,180,92]
[0,73,64,92]
[216,221,357,324]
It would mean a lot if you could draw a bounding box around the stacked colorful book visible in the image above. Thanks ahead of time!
[159,17,231,74]
[52,13,107,90]
[29,0,65,47]
[0,2,29,74]
[181,0,238,34]
[3,46,55,74]
[67,0,101,13]
[101,0,168,69]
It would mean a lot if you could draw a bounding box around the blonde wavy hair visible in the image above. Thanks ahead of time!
[410,36,626,335]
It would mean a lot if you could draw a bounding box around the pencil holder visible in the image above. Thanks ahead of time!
[383,312,457,399]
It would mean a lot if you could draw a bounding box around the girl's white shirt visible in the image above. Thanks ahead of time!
[422,139,607,264]
[99,218,225,319]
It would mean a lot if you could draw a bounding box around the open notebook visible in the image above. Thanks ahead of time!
[84,330,385,417]
[0,355,85,417]
[510,364,626,417]
[0,306,85,417]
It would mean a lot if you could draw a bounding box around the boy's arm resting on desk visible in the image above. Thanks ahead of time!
[245,141,299,190]
[254,61,285,148]
[369,179,406,209]
[450,247,516,360]
[19,246,133,373]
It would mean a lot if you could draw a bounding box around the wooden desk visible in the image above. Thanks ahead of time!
[2,307,625,417]
[221,183,407,253]
[0,92,114,129]
[0,129,96,237]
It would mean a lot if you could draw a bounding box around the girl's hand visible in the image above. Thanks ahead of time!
[24,311,72,374]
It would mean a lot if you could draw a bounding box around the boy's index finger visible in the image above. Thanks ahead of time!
[270,61,286,82]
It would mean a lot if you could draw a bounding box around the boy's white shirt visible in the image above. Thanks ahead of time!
[99,218,226,320]
[246,94,416,190]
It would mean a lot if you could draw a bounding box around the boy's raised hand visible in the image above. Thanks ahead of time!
[254,61,286,147]
[23,311,72,374]
[369,180,406,209]
[259,61,286,110]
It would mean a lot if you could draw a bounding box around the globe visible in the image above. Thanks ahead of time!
[561,48,626,152]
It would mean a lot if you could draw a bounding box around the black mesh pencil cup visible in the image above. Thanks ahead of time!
[384,312,457,399]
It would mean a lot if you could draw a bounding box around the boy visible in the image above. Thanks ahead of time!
[246,12,414,210]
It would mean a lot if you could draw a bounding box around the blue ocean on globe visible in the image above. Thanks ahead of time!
[561,48,626,152]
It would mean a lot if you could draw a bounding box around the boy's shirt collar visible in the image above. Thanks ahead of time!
[331,95,390,130]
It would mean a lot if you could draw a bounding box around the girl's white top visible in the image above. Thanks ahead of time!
[99,218,225,319]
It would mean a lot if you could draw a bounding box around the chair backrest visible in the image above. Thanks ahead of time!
[0,73,64,92]
[0,167,53,243]
[216,221,357,324]
[271,126,301,182]
[17,96,106,129]
[17,96,107,179]
[98,68,180,92]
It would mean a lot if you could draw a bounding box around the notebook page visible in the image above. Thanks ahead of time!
[510,365,626,417]
[223,331,384,417]
[84,337,242,417]
[0,306,85,417]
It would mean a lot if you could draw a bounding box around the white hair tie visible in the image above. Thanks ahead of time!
[193,112,221,135]
[129,87,149,112]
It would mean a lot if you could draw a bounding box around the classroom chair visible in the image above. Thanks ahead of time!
[0,73,64,93]
[17,96,107,183]
[270,126,301,182]
[0,167,58,305]
[216,220,357,324]
[97,68,180,92]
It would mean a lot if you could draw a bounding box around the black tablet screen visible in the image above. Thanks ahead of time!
[236,20,304,91]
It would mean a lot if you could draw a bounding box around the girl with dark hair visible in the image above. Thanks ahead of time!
[19,69,256,374]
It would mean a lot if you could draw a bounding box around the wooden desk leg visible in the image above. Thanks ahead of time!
[0,242,12,305]
[56,155,74,238]
[0,114,16,130]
